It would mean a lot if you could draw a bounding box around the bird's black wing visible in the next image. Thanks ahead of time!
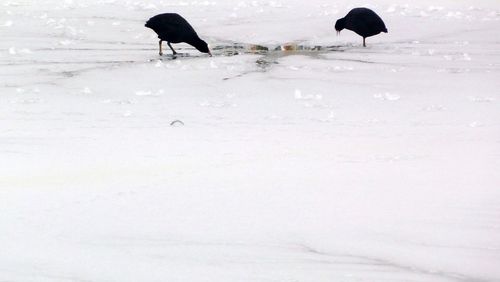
[345,8,385,37]
[146,13,198,42]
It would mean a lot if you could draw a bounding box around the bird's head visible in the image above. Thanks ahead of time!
[194,39,212,56]
[334,18,345,35]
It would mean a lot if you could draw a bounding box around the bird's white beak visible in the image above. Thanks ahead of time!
[336,30,340,36]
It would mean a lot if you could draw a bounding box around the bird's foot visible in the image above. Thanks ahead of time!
[159,52,163,56]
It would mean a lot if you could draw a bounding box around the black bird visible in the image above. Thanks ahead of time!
[145,13,211,56]
[335,8,387,47]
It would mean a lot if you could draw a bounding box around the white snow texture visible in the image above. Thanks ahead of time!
[1,0,499,281]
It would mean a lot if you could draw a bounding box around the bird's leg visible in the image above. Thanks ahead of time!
[159,40,163,56]
[167,42,177,56]
[363,38,366,47]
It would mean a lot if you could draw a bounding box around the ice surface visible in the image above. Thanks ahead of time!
[1,0,500,281]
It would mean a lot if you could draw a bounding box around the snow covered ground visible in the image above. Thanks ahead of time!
[1,0,499,281]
